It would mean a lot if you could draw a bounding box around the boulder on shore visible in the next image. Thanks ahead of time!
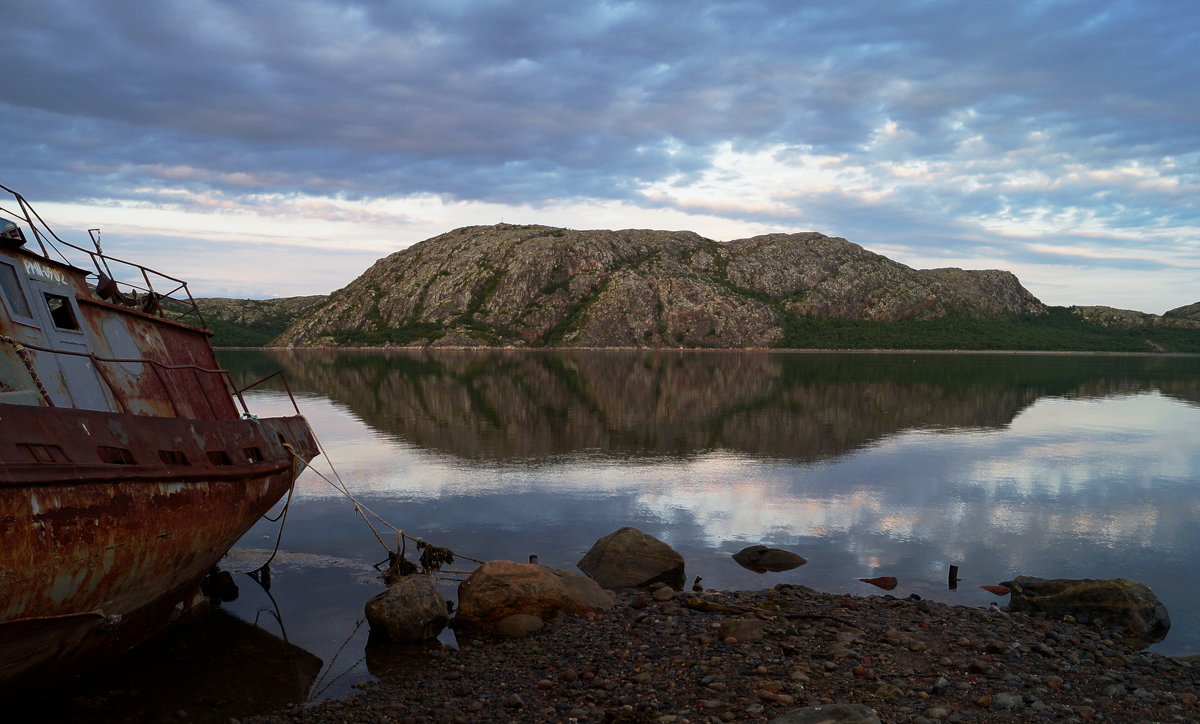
[1004,576,1170,648]
[454,560,614,631]
[577,526,686,590]
[364,575,449,642]
[732,545,807,573]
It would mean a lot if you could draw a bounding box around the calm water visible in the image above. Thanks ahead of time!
[25,349,1200,721]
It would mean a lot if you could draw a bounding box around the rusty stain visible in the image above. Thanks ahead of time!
[1,186,321,691]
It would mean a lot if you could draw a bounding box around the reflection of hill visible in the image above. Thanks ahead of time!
[218,350,1200,464]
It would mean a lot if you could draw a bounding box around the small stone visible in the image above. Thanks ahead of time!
[1102,683,1126,697]
[718,618,765,642]
[766,703,881,723]
[992,692,1023,710]
[653,586,677,602]
[732,545,807,573]
[495,613,544,638]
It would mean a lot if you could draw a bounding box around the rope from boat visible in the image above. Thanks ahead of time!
[308,619,367,700]
[281,442,485,566]
[0,335,53,405]
[246,444,300,578]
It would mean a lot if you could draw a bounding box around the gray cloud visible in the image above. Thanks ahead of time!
[3,0,1198,305]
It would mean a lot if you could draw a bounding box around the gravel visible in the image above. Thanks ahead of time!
[250,585,1200,724]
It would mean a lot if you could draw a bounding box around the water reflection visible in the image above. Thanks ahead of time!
[224,349,1200,464]
[209,349,1200,697]
[11,608,321,723]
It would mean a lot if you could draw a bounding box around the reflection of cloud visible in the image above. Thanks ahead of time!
[238,355,1200,654]
[614,393,1200,572]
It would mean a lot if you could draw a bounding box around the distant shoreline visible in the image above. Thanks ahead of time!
[216,345,1200,357]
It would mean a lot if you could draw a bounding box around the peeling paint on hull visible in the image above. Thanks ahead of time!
[1,186,320,692]
[0,407,319,691]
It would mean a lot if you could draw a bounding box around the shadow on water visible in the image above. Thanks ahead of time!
[8,608,321,723]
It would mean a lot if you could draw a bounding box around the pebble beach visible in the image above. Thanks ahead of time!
[250,585,1200,724]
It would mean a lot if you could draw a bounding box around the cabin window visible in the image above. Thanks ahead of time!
[18,443,69,463]
[0,262,32,319]
[97,446,135,464]
[43,293,80,331]
[207,450,233,466]
[158,450,190,466]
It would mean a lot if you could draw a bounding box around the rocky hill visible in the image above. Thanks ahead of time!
[270,224,1047,348]
[1071,305,1200,330]
[195,295,326,346]
[1165,301,1200,320]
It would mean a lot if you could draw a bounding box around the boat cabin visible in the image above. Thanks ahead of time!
[0,191,238,421]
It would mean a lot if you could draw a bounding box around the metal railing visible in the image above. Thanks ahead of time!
[0,184,207,329]
[1,335,301,419]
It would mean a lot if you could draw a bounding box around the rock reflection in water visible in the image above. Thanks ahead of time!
[215,349,1200,666]
[224,349,1200,464]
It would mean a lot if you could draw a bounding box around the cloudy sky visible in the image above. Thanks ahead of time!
[3,0,1198,312]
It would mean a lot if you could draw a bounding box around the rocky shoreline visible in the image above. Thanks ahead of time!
[250,585,1200,724]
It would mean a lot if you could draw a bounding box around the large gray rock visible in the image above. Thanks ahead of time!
[732,545,807,573]
[364,575,449,642]
[577,526,685,590]
[1005,576,1170,648]
[454,560,614,631]
[769,703,880,723]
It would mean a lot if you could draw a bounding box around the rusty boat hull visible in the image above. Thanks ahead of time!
[0,185,321,691]
[0,405,318,690]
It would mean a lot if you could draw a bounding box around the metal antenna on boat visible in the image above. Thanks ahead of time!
[87,228,116,281]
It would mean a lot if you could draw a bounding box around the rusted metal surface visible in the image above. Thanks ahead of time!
[0,405,319,689]
[0,187,322,691]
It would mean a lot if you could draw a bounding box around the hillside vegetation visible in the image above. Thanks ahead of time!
[194,295,326,347]
[195,224,1200,352]
[272,225,1048,348]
